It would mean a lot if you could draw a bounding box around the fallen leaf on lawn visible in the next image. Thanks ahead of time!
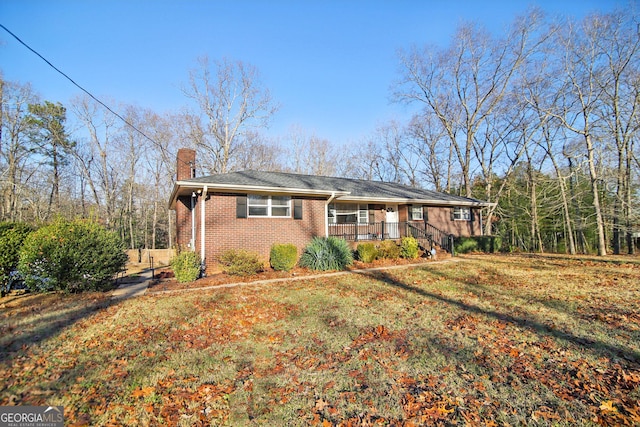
[315,399,329,411]
[599,400,618,413]
[131,386,155,398]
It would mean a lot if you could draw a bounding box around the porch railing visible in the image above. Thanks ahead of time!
[407,222,454,255]
[328,221,454,254]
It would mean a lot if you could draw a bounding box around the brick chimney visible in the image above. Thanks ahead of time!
[177,148,196,180]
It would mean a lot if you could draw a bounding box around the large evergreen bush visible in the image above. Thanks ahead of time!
[299,236,353,271]
[0,222,34,295]
[17,219,127,292]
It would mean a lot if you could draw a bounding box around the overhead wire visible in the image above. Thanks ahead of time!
[0,22,181,163]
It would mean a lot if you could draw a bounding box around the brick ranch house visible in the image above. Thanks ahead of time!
[169,149,494,272]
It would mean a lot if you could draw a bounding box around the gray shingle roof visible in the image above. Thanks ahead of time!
[178,170,490,206]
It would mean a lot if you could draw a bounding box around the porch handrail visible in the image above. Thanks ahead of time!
[328,221,454,255]
[407,222,454,254]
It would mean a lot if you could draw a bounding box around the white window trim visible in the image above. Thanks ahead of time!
[410,206,423,221]
[248,195,291,218]
[328,203,369,224]
[453,207,471,221]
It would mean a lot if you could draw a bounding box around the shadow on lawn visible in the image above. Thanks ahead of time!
[353,268,640,365]
[0,294,113,363]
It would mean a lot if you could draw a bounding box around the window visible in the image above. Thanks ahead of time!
[453,207,471,221]
[410,205,423,221]
[328,203,368,224]
[248,195,291,217]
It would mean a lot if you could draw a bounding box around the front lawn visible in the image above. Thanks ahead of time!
[1,254,639,425]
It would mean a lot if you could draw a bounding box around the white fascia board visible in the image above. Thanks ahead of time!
[169,181,350,208]
[335,195,496,207]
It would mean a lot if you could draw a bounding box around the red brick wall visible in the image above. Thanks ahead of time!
[176,190,484,272]
[201,193,327,271]
[175,195,193,249]
[419,206,481,237]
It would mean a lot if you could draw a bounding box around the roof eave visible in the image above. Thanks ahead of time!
[335,195,496,207]
[168,180,350,209]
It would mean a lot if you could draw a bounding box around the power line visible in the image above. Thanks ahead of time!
[0,23,163,150]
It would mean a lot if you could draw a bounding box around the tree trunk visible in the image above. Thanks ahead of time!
[585,134,607,255]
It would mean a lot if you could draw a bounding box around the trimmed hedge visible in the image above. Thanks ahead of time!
[454,236,503,254]
[17,219,127,293]
[299,236,353,271]
[270,243,298,271]
[219,249,263,276]
[171,251,201,283]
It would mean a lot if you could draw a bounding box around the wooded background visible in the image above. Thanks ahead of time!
[1,9,638,255]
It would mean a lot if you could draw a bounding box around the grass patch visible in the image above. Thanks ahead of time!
[1,254,639,425]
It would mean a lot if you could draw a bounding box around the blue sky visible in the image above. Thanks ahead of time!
[0,0,631,145]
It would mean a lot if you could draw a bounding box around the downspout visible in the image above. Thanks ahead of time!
[200,185,208,274]
[479,207,484,236]
[190,192,196,249]
[325,192,336,237]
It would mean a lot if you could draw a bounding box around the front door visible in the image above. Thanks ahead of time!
[385,205,400,239]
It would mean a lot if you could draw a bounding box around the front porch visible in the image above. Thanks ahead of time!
[328,221,454,254]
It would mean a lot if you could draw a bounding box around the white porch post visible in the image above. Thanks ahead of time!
[200,186,208,266]
[325,192,336,237]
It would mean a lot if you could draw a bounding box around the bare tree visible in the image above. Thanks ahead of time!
[0,79,38,221]
[550,14,621,256]
[70,95,121,227]
[406,114,454,192]
[590,11,640,254]
[232,131,283,171]
[182,57,279,174]
[369,120,420,185]
[395,9,546,197]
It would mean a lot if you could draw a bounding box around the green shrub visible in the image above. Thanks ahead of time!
[454,237,479,254]
[299,236,353,271]
[170,251,201,283]
[17,219,127,293]
[0,222,34,295]
[356,242,378,263]
[377,240,401,260]
[475,236,503,253]
[270,243,298,271]
[453,236,503,254]
[219,249,264,276]
[400,237,420,259]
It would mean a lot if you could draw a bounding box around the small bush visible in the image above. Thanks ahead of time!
[377,240,401,260]
[219,249,263,276]
[299,236,353,271]
[400,237,420,259]
[0,222,34,295]
[356,243,378,263]
[270,243,298,271]
[170,251,201,283]
[18,219,127,293]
